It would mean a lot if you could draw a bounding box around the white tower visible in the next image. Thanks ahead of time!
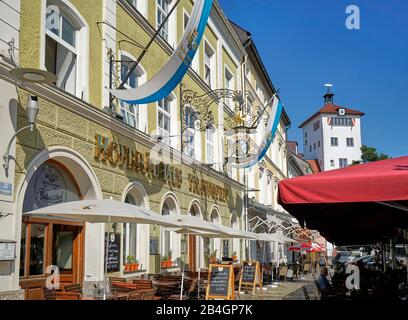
[299,86,365,171]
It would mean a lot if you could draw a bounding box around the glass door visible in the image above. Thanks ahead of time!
[19,220,84,300]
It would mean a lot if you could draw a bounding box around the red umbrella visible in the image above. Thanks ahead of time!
[288,242,313,251]
[307,243,325,253]
[278,157,408,245]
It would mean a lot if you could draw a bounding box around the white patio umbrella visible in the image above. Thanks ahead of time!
[164,223,259,299]
[162,215,229,300]
[23,199,182,299]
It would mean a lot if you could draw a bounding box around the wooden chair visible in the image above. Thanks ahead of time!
[115,294,130,300]
[167,279,198,300]
[141,288,162,300]
[132,279,153,290]
[279,266,288,281]
[111,284,134,294]
[56,292,81,300]
[128,291,144,300]
[42,287,57,300]
[64,283,82,293]
[109,277,126,283]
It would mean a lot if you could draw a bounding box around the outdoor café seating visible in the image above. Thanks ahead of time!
[127,291,144,300]
[64,283,82,293]
[42,287,81,300]
[132,279,153,289]
[279,266,288,281]
[167,279,198,300]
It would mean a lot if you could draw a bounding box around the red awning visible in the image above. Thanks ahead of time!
[278,157,408,245]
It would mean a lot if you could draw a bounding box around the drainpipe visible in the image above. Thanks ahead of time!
[240,52,249,260]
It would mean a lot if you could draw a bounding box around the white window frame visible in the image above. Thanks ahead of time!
[126,0,148,17]
[206,125,215,165]
[258,165,265,203]
[157,0,169,41]
[119,51,148,132]
[331,137,339,147]
[41,0,89,101]
[204,40,216,89]
[183,105,196,159]
[339,158,348,168]
[224,66,234,109]
[157,93,176,147]
[158,98,171,138]
[346,137,354,147]
[156,0,175,47]
[120,52,141,130]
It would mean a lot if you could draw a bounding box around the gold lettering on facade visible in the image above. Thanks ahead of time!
[187,174,228,203]
[107,142,119,165]
[94,135,228,196]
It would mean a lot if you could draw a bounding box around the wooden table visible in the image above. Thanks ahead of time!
[153,281,179,287]
[80,292,130,300]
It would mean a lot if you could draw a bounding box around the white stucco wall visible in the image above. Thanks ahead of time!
[302,114,362,171]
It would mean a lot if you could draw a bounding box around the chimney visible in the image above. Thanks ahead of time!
[287,141,298,154]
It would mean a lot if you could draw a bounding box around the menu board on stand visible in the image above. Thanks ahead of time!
[206,264,235,300]
[104,232,121,273]
[239,260,262,295]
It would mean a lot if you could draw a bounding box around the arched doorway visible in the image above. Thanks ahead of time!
[20,161,84,299]
[160,194,180,269]
[188,201,202,271]
[17,147,102,300]
[207,207,221,264]
[122,182,149,274]
[231,212,240,261]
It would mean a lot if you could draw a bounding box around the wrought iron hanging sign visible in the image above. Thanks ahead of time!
[226,94,283,169]
[111,0,213,104]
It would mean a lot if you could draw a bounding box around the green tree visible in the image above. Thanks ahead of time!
[360,145,389,163]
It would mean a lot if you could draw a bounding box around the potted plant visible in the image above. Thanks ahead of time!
[161,255,168,269]
[129,255,137,271]
[134,259,139,271]
[232,251,238,262]
[166,250,173,268]
[125,255,134,273]
[209,250,218,264]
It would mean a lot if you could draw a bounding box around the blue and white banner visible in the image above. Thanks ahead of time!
[110,0,213,104]
[252,95,284,168]
[226,94,283,169]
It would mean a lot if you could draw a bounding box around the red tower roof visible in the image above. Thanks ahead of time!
[299,104,365,128]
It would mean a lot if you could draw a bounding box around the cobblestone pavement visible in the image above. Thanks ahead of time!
[237,273,319,300]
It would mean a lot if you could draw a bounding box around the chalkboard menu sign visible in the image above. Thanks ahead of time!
[104,233,121,272]
[239,260,262,294]
[242,262,256,283]
[206,264,235,300]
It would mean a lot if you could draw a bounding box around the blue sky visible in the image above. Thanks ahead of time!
[219,0,408,157]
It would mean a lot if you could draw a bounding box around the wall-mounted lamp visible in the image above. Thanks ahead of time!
[3,95,39,177]
[3,67,57,177]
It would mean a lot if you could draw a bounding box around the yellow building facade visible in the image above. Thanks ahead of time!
[0,0,291,299]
